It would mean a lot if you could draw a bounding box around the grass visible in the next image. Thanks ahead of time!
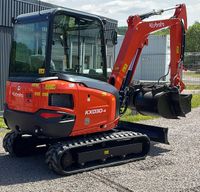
[0,129,9,137]
[184,72,200,78]
[120,109,156,122]
[0,117,7,128]
[0,117,9,137]
[191,94,200,108]
[185,84,200,90]
[121,94,200,123]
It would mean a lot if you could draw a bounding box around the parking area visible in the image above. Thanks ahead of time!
[0,107,200,192]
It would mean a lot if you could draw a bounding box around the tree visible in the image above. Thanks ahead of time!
[185,22,200,52]
[153,28,169,35]
[117,26,127,35]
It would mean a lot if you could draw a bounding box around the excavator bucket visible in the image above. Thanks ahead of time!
[134,90,192,119]
[157,92,192,119]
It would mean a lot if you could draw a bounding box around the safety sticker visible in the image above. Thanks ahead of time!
[121,63,128,73]
[45,84,56,90]
[38,68,45,74]
[104,150,110,155]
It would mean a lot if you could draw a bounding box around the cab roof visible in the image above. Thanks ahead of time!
[16,8,103,24]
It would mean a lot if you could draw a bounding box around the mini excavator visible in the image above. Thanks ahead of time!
[3,4,192,175]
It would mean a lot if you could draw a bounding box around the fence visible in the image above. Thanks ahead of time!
[183,52,200,90]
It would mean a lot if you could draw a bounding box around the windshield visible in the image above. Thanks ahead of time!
[50,14,106,79]
[10,21,48,76]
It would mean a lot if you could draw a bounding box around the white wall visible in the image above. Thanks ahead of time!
[115,35,170,82]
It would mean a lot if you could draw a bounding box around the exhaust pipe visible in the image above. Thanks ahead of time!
[130,86,192,119]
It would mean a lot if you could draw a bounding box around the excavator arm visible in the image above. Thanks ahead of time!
[109,4,191,119]
[109,4,187,91]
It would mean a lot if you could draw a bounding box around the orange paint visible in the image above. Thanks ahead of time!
[6,80,119,136]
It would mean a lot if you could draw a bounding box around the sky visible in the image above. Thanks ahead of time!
[42,0,200,26]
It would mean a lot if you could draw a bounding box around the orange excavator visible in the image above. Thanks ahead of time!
[3,4,191,175]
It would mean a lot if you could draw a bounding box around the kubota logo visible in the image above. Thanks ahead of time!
[85,108,106,115]
[12,92,24,98]
[149,22,165,28]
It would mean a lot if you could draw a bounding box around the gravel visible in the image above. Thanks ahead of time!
[0,107,200,192]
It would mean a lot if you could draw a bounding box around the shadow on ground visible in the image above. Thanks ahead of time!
[0,142,170,186]
[0,150,58,186]
[149,142,171,157]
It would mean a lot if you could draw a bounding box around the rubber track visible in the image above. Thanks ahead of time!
[3,131,37,157]
[45,130,150,175]
[3,131,18,156]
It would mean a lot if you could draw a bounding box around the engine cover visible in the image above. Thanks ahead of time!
[5,76,120,138]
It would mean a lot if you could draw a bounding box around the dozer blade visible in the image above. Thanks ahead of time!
[45,130,150,175]
[117,121,169,144]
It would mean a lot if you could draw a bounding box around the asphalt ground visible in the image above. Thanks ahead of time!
[0,107,200,192]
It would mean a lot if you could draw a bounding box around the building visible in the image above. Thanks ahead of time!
[0,0,117,111]
[115,35,170,82]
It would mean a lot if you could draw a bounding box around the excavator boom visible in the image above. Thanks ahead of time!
[109,4,187,91]
[108,4,191,120]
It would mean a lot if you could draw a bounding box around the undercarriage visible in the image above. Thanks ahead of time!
[3,121,170,175]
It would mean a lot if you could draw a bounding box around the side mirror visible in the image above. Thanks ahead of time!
[111,30,118,45]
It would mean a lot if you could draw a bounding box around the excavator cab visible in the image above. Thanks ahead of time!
[5,8,120,138]
[10,9,107,81]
